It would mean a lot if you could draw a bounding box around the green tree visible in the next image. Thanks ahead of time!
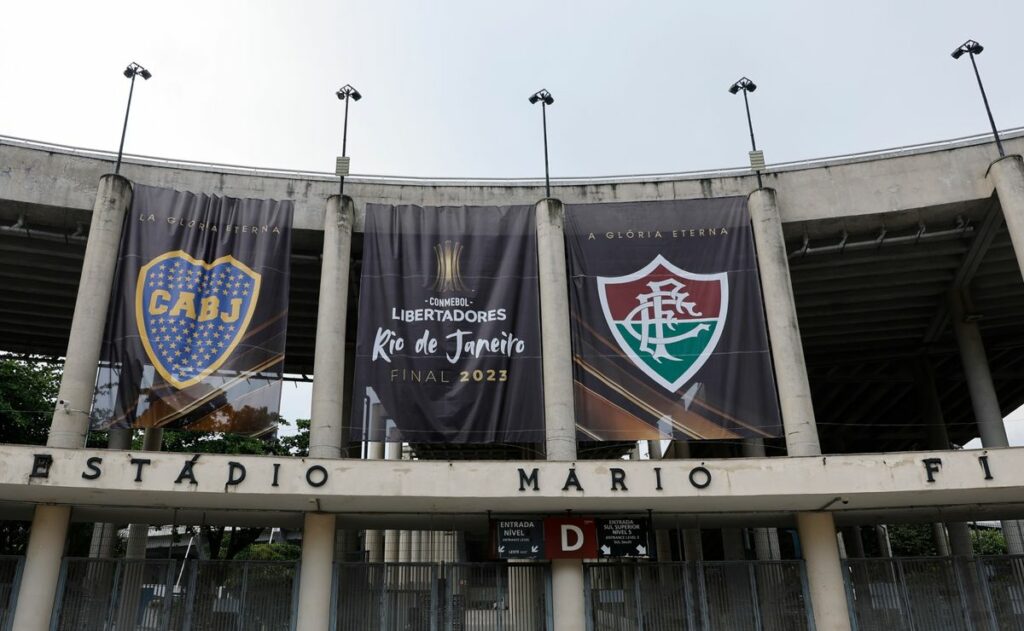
[972,528,1008,555]
[0,355,61,446]
[888,523,940,557]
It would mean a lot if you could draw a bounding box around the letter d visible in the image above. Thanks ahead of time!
[561,524,584,552]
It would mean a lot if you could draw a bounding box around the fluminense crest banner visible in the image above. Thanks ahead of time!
[566,198,781,441]
[351,204,544,443]
[91,184,293,436]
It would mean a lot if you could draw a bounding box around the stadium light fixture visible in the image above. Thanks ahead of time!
[529,89,554,198]
[335,84,362,197]
[951,39,1004,158]
[728,77,763,189]
[115,62,152,175]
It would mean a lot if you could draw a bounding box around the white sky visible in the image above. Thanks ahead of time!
[3,1,1023,443]
[2,1,1024,178]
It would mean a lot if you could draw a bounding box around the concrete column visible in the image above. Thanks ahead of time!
[399,530,412,563]
[295,513,337,631]
[125,428,163,559]
[798,513,852,631]
[949,291,1024,553]
[89,428,132,558]
[535,198,577,461]
[309,195,354,459]
[949,522,974,556]
[655,530,672,561]
[875,525,893,558]
[682,529,703,562]
[383,441,401,562]
[750,188,851,631]
[748,189,819,456]
[844,527,866,559]
[551,559,586,631]
[743,438,782,560]
[932,523,951,557]
[14,176,132,631]
[989,155,1024,282]
[11,505,71,631]
[949,290,1009,447]
[722,529,746,560]
[48,174,133,448]
[409,531,421,562]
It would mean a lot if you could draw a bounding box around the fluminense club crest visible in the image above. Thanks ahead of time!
[135,250,261,389]
[597,254,728,392]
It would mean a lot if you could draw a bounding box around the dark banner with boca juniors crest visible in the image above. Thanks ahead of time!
[351,204,544,443]
[91,184,292,436]
[566,198,781,441]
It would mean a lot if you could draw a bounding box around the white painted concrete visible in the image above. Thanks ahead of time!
[295,512,336,631]
[798,512,852,631]
[10,505,70,631]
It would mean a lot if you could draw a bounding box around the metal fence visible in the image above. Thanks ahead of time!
[0,556,24,631]
[845,555,1024,631]
[584,560,814,631]
[50,558,298,631]
[332,561,551,631]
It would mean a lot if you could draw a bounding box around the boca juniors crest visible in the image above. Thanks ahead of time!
[137,251,261,389]
[598,255,727,392]
[92,184,292,435]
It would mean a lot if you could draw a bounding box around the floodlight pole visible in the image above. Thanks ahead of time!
[541,98,551,198]
[340,94,350,197]
[115,71,138,175]
[740,87,762,189]
[966,50,1004,158]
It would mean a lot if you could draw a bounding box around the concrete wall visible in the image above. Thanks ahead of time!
[2,132,1021,233]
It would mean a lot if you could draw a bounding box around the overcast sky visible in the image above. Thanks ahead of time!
[2,1,1024,179]
[4,1,1023,442]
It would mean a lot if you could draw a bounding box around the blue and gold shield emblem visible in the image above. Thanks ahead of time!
[136,250,261,389]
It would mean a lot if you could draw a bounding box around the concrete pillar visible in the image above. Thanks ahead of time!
[949,291,1009,447]
[89,428,132,558]
[551,559,586,631]
[382,440,401,562]
[295,513,337,631]
[12,507,71,630]
[949,291,1024,553]
[535,198,576,461]
[722,529,746,560]
[875,525,893,558]
[309,195,353,459]
[932,523,951,557]
[14,175,132,631]
[989,155,1024,283]
[743,439,782,560]
[844,527,866,559]
[125,428,163,559]
[682,529,703,562]
[798,513,852,631]
[748,189,819,457]
[750,188,851,631]
[655,530,672,562]
[409,531,421,562]
[949,522,974,556]
[399,530,412,563]
[363,404,385,562]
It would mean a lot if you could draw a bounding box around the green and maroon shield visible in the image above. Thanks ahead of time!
[597,254,728,392]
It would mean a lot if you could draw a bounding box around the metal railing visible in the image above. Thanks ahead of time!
[845,555,1024,631]
[0,556,24,631]
[50,558,298,631]
[583,560,814,631]
[331,561,551,631]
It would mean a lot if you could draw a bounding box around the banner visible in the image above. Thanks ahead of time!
[566,198,781,441]
[351,204,544,443]
[91,184,293,436]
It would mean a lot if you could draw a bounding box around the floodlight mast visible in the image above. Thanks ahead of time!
[529,89,554,198]
[115,62,152,175]
[335,84,362,197]
[952,39,1004,158]
[729,77,762,189]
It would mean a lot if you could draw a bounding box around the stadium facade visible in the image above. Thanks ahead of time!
[1,129,1024,630]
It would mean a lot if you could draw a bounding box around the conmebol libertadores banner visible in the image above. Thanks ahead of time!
[91,184,293,436]
[351,204,544,443]
[566,198,781,441]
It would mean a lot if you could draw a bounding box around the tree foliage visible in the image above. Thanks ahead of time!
[0,355,61,446]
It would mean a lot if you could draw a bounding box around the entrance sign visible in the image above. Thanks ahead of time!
[495,520,544,560]
[351,204,544,443]
[543,517,598,559]
[597,518,651,558]
[565,199,781,441]
[91,185,293,435]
